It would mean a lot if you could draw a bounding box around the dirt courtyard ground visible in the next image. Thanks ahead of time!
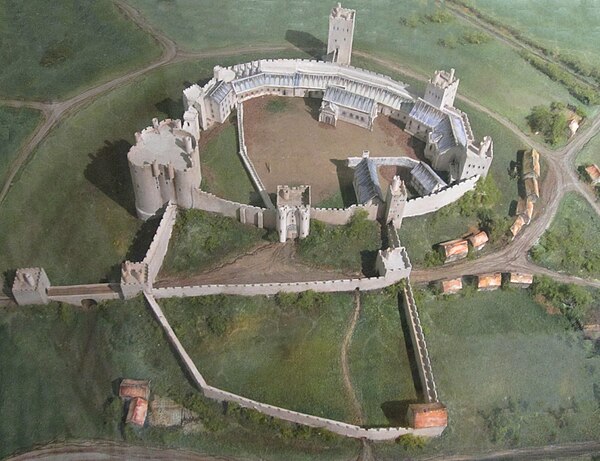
[243,96,424,205]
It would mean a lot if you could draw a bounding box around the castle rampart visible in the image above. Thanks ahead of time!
[144,291,445,440]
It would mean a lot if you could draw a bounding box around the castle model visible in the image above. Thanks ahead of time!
[127,3,493,242]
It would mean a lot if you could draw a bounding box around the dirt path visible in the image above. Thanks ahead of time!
[340,289,364,425]
[0,0,293,207]
[4,441,240,461]
[0,0,598,289]
[155,242,357,286]
[422,440,600,461]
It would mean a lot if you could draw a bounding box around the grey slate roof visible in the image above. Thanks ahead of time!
[409,100,446,128]
[410,99,469,153]
[410,162,447,195]
[353,157,383,204]
[323,86,375,113]
[208,81,233,104]
[228,66,412,111]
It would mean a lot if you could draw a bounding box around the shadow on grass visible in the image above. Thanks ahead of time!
[397,293,424,401]
[331,159,356,207]
[2,269,16,298]
[516,149,526,198]
[360,250,378,277]
[285,30,326,59]
[155,97,182,120]
[380,399,419,427]
[102,214,161,283]
[85,139,136,217]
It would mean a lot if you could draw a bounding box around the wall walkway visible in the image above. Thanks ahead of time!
[401,281,439,403]
[143,203,178,285]
[236,103,274,209]
[152,271,410,299]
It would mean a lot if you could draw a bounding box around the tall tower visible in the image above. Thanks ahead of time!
[424,68,459,109]
[385,176,407,229]
[327,3,356,66]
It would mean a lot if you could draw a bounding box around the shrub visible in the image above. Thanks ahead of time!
[460,30,491,45]
[526,104,569,145]
[396,433,427,450]
[531,276,593,327]
[437,37,458,49]
[425,9,454,24]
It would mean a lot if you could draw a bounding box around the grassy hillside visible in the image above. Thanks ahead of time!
[375,288,600,457]
[0,106,42,183]
[160,209,269,277]
[577,131,600,166]
[531,193,600,279]
[0,52,298,288]
[126,0,582,130]
[0,0,160,100]
[349,291,418,426]
[0,298,356,460]
[161,293,355,423]
[472,0,600,70]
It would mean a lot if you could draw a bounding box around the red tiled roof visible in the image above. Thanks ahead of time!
[439,239,469,258]
[441,278,462,293]
[467,230,488,248]
[407,403,448,429]
[509,272,533,285]
[510,215,526,237]
[126,397,148,426]
[478,273,501,289]
[119,379,150,400]
[585,164,600,182]
[524,177,540,200]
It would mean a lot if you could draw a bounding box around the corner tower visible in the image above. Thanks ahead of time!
[424,68,459,109]
[327,3,356,66]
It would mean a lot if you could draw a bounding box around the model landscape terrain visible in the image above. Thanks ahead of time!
[1,1,600,460]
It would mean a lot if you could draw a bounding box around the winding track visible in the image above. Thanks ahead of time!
[1,1,598,291]
[340,289,365,425]
[2,3,600,461]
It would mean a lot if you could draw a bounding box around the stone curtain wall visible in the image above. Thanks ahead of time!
[143,203,178,284]
[236,103,274,209]
[144,291,444,440]
[347,156,419,169]
[401,282,439,403]
[311,203,379,225]
[404,176,478,218]
[46,283,122,305]
[152,271,410,299]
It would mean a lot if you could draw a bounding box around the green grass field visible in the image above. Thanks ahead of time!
[0,298,194,459]
[0,0,160,100]
[0,106,42,183]
[298,211,381,275]
[412,288,600,453]
[0,298,356,460]
[0,51,298,288]
[531,193,600,279]
[577,130,600,166]
[349,291,418,426]
[160,209,269,277]
[161,293,355,423]
[199,122,258,204]
[375,287,600,458]
[471,0,600,70]
[126,0,581,131]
